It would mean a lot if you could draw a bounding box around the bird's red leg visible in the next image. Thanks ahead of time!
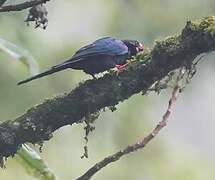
[114,62,130,75]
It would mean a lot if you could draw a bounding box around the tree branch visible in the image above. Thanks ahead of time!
[0,0,7,7]
[76,67,185,180]
[0,16,215,160]
[0,0,50,12]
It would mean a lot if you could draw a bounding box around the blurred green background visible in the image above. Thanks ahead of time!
[1,0,215,179]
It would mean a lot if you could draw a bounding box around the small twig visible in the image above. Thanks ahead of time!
[76,67,185,180]
[0,0,7,7]
[0,0,50,12]
[147,71,175,94]
[194,53,209,66]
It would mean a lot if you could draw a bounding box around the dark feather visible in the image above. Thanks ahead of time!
[17,63,70,85]
[72,37,128,60]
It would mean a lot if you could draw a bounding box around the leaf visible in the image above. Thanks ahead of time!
[0,38,39,75]
[16,145,60,180]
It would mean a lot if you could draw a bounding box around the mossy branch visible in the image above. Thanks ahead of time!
[0,16,215,159]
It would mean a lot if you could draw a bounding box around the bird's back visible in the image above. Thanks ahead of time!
[72,37,128,60]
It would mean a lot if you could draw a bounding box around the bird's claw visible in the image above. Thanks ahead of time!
[115,65,126,75]
[112,62,131,75]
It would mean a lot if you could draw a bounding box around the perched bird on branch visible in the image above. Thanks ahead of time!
[17,37,144,85]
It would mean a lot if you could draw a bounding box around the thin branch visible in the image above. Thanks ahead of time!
[0,0,7,7]
[0,0,50,12]
[76,68,185,180]
[0,16,215,159]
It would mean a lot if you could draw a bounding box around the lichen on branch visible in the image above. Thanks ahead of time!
[0,16,215,160]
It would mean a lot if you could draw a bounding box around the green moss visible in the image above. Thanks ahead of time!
[135,48,151,62]
[154,35,179,50]
[163,36,178,46]
[199,16,215,29]
[187,16,215,33]
[203,16,215,37]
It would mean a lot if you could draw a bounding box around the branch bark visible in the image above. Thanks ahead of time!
[0,0,50,12]
[0,16,215,159]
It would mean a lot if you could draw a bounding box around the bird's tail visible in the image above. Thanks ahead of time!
[17,63,69,85]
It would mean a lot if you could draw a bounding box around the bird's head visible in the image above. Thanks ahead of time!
[122,40,144,56]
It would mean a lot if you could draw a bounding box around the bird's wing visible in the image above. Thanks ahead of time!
[72,37,128,60]
[53,37,129,69]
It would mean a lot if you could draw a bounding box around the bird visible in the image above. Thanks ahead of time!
[17,37,144,85]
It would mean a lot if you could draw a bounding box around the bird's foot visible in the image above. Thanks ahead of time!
[115,65,126,74]
[113,62,130,75]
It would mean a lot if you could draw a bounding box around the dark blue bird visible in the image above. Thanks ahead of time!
[17,37,143,85]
